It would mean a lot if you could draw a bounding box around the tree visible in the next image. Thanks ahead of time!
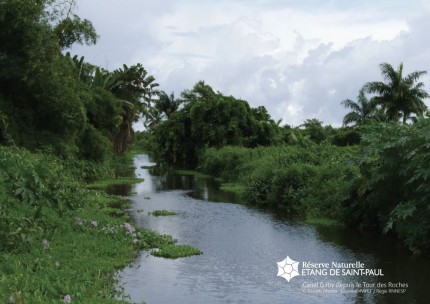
[54,15,98,49]
[0,0,86,154]
[341,88,379,127]
[299,118,327,143]
[152,81,282,165]
[364,63,429,123]
[156,91,182,119]
[109,64,159,154]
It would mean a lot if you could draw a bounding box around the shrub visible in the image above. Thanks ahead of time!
[346,120,430,253]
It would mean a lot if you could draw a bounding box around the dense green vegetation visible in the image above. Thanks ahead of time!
[151,244,203,259]
[141,62,430,256]
[146,81,283,165]
[86,177,144,191]
[0,1,200,302]
[200,144,358,222]
[0,0,158,159]
[1,1,430,302]
[0,146,202,302]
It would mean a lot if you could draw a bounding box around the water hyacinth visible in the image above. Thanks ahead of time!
[75,217,84,226]
[64,294,71,303]
[42,239,49,250]
[100,224,117,235]
[123,222,135,235]
[90,220,97,228]
[9,296,14,303]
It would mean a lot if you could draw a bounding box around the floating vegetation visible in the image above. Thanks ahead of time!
[219,182,246,195]
[151,244,202,259]
[305,217,345,227]
[86,177,144,190]
[151,210,177,216]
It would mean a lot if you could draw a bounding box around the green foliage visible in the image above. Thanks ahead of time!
[151,81,282,166]
[219,182,247,195]
[0,0,157,162]
[84,86,123,135]
[305,217,345,227]
[78,124,113,162]
[299,118,327,144]
[330,127,361,146]
[0,145,201,302]
[200,146,251,180]
[0,146,82,211]
[345,119,430,252]
[63,158,115,182]
[86,177,144,190]
[151,244,203,259]
[341,88,381,127]
[363,62,429,123]
[0,0,91,156]
[199,144,359,220]
[54,14,98,49]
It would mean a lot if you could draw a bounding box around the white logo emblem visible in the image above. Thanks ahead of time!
[277,256,300,282]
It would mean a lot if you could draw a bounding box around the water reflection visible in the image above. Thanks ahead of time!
[116,154,430,304]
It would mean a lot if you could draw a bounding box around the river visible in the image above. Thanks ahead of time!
[116,154,429,304]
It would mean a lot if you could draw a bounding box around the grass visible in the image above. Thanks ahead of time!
[0,188,202,303]
[174,169,212,179]
[305,217,345,227]
[0,191,138,303]
[151,244,203,259]
[219,182,246,195]
[86,177,144,190]
[151,210,177,216]
[0,146,201,303]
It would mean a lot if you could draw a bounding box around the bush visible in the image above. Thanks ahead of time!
[78,124,113,162]
[199,144,359,219]
[345,120,430,253]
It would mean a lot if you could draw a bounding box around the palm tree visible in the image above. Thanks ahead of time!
[341,88,378,127]
[363,62,429,123]
[156,91,181,119]
[110,64,159,154]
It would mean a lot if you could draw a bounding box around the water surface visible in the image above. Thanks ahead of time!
[118,154,430,304]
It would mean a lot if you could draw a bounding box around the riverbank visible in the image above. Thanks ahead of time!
[118,153,430,304]
[195,140,430,256]
[0,146,200,303]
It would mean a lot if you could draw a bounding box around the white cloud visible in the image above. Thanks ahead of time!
[72,0,430,127]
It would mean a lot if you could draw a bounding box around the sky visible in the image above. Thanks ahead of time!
[71,0,430,127]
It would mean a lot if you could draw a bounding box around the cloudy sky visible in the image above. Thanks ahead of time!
[71,0,430,127]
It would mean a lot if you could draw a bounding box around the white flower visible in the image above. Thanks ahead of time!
[123,222,135,234]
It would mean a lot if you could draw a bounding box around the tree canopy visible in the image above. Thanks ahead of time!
[149,81,282,165]
[363,62,429,123]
